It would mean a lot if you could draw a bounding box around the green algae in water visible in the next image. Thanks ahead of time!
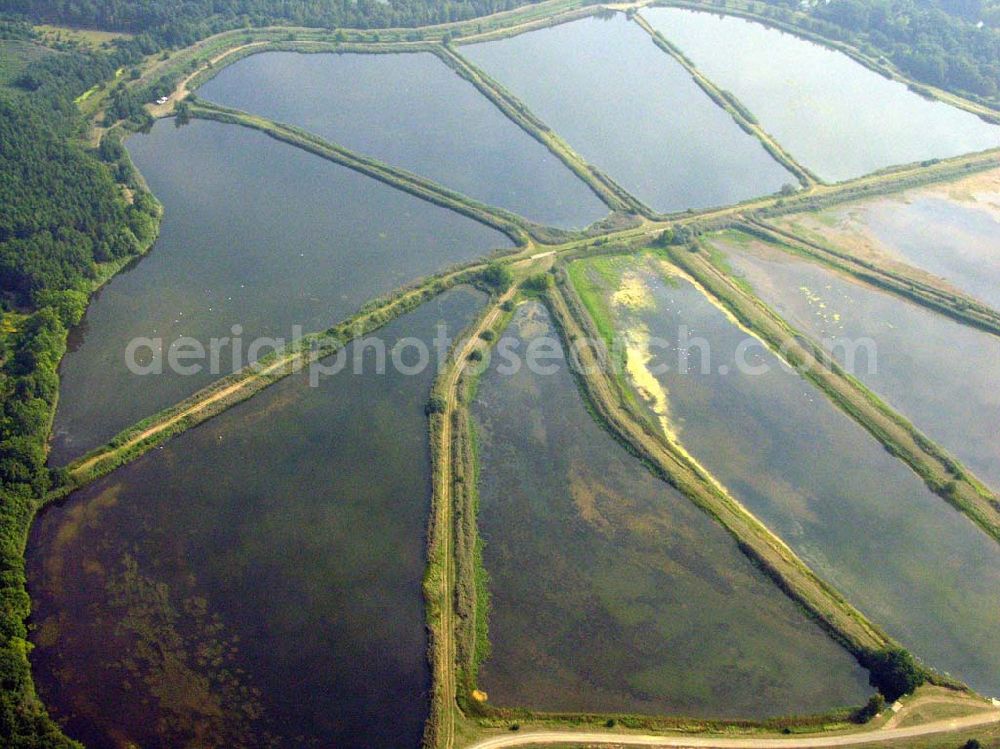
[576,255,1000,697]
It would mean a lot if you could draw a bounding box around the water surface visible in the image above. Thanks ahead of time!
[571,254,1000,695]
[198,51,609,228]
[779,188,1000,310]
[30,288,484,749]
[464,14,794,213]
[50,118,508,464]
[643,8,1000,182]
[712,232,1000,495]
[471,302,869,717]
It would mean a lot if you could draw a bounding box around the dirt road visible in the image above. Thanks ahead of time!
[465,709,1000,748]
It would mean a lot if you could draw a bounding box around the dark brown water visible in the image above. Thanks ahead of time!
[470,302,870,717]
[29,288,484,749]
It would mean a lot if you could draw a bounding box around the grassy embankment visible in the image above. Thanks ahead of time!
[129,0,602,116]
[629,11,818,188]
[43,5,1000,746]
[436,44,649,218]
[663,243,1000,543]
[424,278,520,749]
[430,275,889,745]
[187,100,548,244]
[53,265,488,496]
[544,271,895,656]
[737,219,1000,338]
[649,0,1000,124]
[143,19,649,226]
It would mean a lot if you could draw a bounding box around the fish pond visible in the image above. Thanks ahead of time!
[708,231,1000,498]
[463,13,794,213]
[775,171,1000,311]
[49,119,509,464]
[568,254,1000,696]
[29,288,484,749]
[470,301,869,718]
[643,7,1000,182]
[197,50,609,229]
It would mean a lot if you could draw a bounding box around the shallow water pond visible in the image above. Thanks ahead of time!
[471,301,869,717]
[463,14,794,213]
[711,232,1000,498]
[570,254,1000,696]
[30,288,483,749]
[50,119,509,464]
[776,172,1000,311]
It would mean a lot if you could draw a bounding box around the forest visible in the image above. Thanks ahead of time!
[761,0,1000,99]
[3,0,536,47]
[0,26,159,749]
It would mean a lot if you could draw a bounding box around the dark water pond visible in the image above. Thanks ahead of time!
[30,288,483,748]
[50,119,508,464]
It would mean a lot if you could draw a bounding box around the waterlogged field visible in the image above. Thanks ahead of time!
[198,51,609,229]
[569,254,1000,696]
[470,302,869,718]
[463,14,793,213]
[708,231,1000,495]
[775,169,1000,310]
[28,289,484,749]
[642,8,1000,182]
[49,119,509,464]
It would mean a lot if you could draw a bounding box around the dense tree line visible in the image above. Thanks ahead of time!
[0,0,979,744]
[0,101,158,306]
[0,36,158,749]
[5,0,536,47]
[760,0,1000,100]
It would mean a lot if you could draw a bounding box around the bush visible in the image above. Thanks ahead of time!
[851,693,885,723]
[480,263,512,293]
[859,647,926,701]
[425,395,447,415]
[520,273,551,292]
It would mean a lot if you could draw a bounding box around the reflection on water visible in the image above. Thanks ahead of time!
[29,288,484,748]
[780,186,1000,311]
[50,119,509,464]
[715,232,1000,501]
[465,14,794,213]
[199,51,609,229]
[576,254,1000,696]
[471,301,869,718]
[643,8,1000,182]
